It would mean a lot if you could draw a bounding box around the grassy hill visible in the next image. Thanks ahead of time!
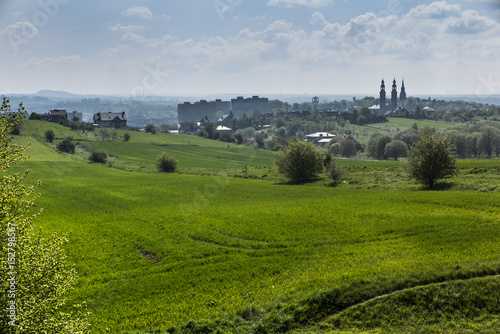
[9,120,500,333]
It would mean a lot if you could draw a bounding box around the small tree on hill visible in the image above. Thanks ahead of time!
[123,133,131,142]
[340,139,357,158]
[326,158,343,184]
[385,140,408,160]
[57,139,76,154]
[275,139,324,183]
[156,153,178,173]
[89,150,108,164]
[145,124,156,134]
[235,133,243,145]
[406,134,457,188]
[97,128,110,141]
[44,130,55,143]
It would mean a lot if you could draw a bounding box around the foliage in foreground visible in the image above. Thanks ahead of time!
[275,139,325,183]
[406,134,458,188]
[0,98,89,333]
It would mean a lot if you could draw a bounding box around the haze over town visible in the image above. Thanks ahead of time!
[1,0,500,96]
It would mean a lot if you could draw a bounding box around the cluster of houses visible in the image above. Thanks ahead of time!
[38,109,127,128]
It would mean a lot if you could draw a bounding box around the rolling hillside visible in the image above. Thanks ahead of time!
[9,120,500,333]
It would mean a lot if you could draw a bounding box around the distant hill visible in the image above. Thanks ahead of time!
[33,90,81,100]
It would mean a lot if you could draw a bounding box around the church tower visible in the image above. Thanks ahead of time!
[391,79,398,110]
[400,79,407,101]
[379,79,386,113]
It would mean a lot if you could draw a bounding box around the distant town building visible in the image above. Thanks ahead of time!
[177,99,230,123]
[49,109,67,123]
[312,96,320,104]
[68,110,83,122]
[216,125,232,132]
[231,96,268,118]
[306,132,336,144]
[93,112,127,128]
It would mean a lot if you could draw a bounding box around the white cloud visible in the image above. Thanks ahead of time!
[122,6,153,20]
[1,21,39,38]
[103,44,130,57]
[405,1,461,20]
[463,0,500,3]
[25,55,82,67]
[267,0,332,8]
[110,24,145,33]
[445,9,497,34]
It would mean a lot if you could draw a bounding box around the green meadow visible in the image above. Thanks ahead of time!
[9,121,500,333]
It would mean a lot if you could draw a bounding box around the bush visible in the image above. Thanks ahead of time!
[220,131,235,143]
[235,133,244,145]
[44,129,55,143]
[145,124,156,134]
[340,140,358,158]
[89,150,108,164]
[57,139,75,154]
[367,134,392,160]
[275,139,324,183]
[385,140,408,160]
[156,153,178,173]
[29,112,41,120]
[10,125,21,135]
[326,159,343,184]
[406,134,457,188]
[123,133,131,142]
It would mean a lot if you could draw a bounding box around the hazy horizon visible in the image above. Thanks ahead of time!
[1,1,500,96]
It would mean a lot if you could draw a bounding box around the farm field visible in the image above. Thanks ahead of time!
[9,121,500,333]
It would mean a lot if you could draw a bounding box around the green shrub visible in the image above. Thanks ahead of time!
[123,133,131,142]
[89,150,108,164]
[156,153,178,173]
[275,139,324,183]
[235,133,244,145]
[44,129,55,143]
[10,125,21,135]
[220,131,235,143]
[57,139,75,154]
[145,124,156,134]
[326,158,343,184]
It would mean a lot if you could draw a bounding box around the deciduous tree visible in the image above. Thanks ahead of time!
[0,98,89,333]
[406,134,457,188]
[384,140,408,160]
[275,139,324,183]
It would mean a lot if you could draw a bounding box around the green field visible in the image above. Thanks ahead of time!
[9,121,500,333]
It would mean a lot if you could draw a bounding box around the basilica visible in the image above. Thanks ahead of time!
[379,78,406,113]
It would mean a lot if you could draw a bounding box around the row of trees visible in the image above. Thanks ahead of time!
[365,126,500,161]
[275,135,458,189]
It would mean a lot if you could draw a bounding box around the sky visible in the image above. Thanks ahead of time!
[0,0,500,97]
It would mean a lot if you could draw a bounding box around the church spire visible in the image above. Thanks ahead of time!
[391,78,398,110]
[379,78,386,112]
[400,78,407,101]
